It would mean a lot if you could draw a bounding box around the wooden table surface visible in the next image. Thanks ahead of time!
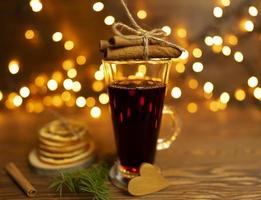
[0,106,261,200]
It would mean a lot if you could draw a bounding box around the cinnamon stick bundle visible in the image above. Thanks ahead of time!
[104,45,182,60]
[5,162,37,197]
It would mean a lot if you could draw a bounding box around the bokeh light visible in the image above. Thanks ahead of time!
[67,68,77,78]
[47,79,58,91]
[192,48,202,58]
[171,87,182,99]
[92,2,104,12]
[188,79,198,89]
[8,60,20,75]
[52,32,63,42]
[222,46,231,56]
[76,55,87,65]
[30,0,42,12]
[76,96,86,108]
[220,92,230,104]
[247,76,258,88]
[63,79,73,90]
[64,40,74,50]
[104,16,115,25]
[137,10,147,19]
[99,93,109,104]
[234,51,244,62]
[192,62,203,72]
[187,102,198,113]
[234,89,246,101]
[19,87,30,98]
[248,6,258,17]
[90,106,101,118]
[203,82,214,93]
[175,63,185,73]
[253,87,261,100]
[162,26,172,36]
[213,7,223,18]
[25,30,35,40]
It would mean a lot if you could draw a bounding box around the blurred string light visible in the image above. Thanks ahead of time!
[72,81,81,92]
[137,10,147,19]
[234,51,244,62]
[19,87,30,98]
[175,63,185,73]
[247,76,258,88]
[64,40,74,50]
[248,6,258,17]
[76,96,86,107]
[67,68,77,78]
[253,87,261,100]
[8,60,20,74]
[99,93,109,104]
[0,91,3,101]
[63,79,73,90]
[188,79,199,89]
[222,46,231,56]
[25,30,35,40]
[240,19,254,32]
[30,0,42,12]
[176,27,187,38]
[52,32,63,42]
[162,26,172,36]
[171,87,182,99]
[86,97,96,107]
[192,62,203,72]
[203,82,214,94]
[220,0,230,7]
[104,16,115,25]
[90,106,101,118]
[234,89,246,101]
[192,48,202,58]
[92,2,104,12]
[76,55,87,65]
[213,7,223,18]
[187,102,198,113]
[94,70,104,80]
[13,95,23,107]
[47,79,58,91]
[220,92,230,104]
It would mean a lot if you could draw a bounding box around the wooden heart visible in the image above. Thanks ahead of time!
[128,163,170,196]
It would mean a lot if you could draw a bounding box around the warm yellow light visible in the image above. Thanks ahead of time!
[217,101,227,110]
[204,36,213,46]
[213,35,223,45]
[241,19,254,32]
[13,95,23,107]
[188,79,199,89]
[35,75,46,87]
[86,97,96,107]
[162,26,171,36]
[52,32,63,42]
[63,79,73,90]
[104,16,115,25]
[253,87,261,100]
[248,6,258,17]
[220,92,230,103]
[209,101,219,112]
[192,48,202,58]
[76,96,86,108]
[94,70,104,80]
[213,7,223,18]
[52,71,63,83]
[171,87,182,99]
[25,30,35,40]
[62,59,74,70]
[227,35,238,46]
[220,0,230,7]
[61,91,71,102]
[92,81,104,92]
[234,89,246,101]
[30,0,42,12]
[212,45,223,53]
[137,10,147,19]
[65,96,75,107]
[34,102,44,113]
[247,76,258,88]
[64,40,74,50]
[43,96,52,106]
[187,102,198,114]
[234,51,244,62]
[175,63,185,73]
[176,28,187,38]
[138,64,147,74]
[0,91,3,101]
[192,62,203,72]
[67,68,77,78]
[99,93,109,104]
[8,60,19,74]
[76,55,86,65]
[72,81,81,92]
[90,106,101,118]
[203,82,214,93]
[52,95,63,107]
[222,46,231,56]
[47,79,58,91]
[92,2,104,12]
[19,87,30,98]
[179,50,189,60]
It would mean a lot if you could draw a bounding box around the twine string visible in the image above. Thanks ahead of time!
[112,0,185,59]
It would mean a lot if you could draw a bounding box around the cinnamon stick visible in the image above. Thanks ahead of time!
[100,36,161,51]
[5,162,37,197]
[104,45,182,60]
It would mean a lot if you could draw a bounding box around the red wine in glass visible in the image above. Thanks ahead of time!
[108,79,166,173]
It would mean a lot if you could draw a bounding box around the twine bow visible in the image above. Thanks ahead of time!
[113,0,185,59]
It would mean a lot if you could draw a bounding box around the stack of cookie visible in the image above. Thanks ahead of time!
[29,120,95,174]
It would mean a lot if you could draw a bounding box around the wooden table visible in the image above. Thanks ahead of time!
[0,106,261,199]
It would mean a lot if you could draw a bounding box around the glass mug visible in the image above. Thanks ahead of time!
[103,59,181,189]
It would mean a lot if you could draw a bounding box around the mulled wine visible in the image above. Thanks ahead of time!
[108,79,166,173]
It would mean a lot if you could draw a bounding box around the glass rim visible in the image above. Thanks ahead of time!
[102,58,176,65]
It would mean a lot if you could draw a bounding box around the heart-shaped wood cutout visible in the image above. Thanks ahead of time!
[128,163,170,196]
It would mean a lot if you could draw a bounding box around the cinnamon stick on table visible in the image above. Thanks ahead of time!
[104,45,182,60]
[5,162,37,197]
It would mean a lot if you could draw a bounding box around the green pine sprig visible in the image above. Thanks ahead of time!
[49,162,110,200]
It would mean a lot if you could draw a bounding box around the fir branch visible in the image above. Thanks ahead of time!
[49,162,110,200]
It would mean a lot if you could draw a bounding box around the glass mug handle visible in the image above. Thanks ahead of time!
[157,105,181,150]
